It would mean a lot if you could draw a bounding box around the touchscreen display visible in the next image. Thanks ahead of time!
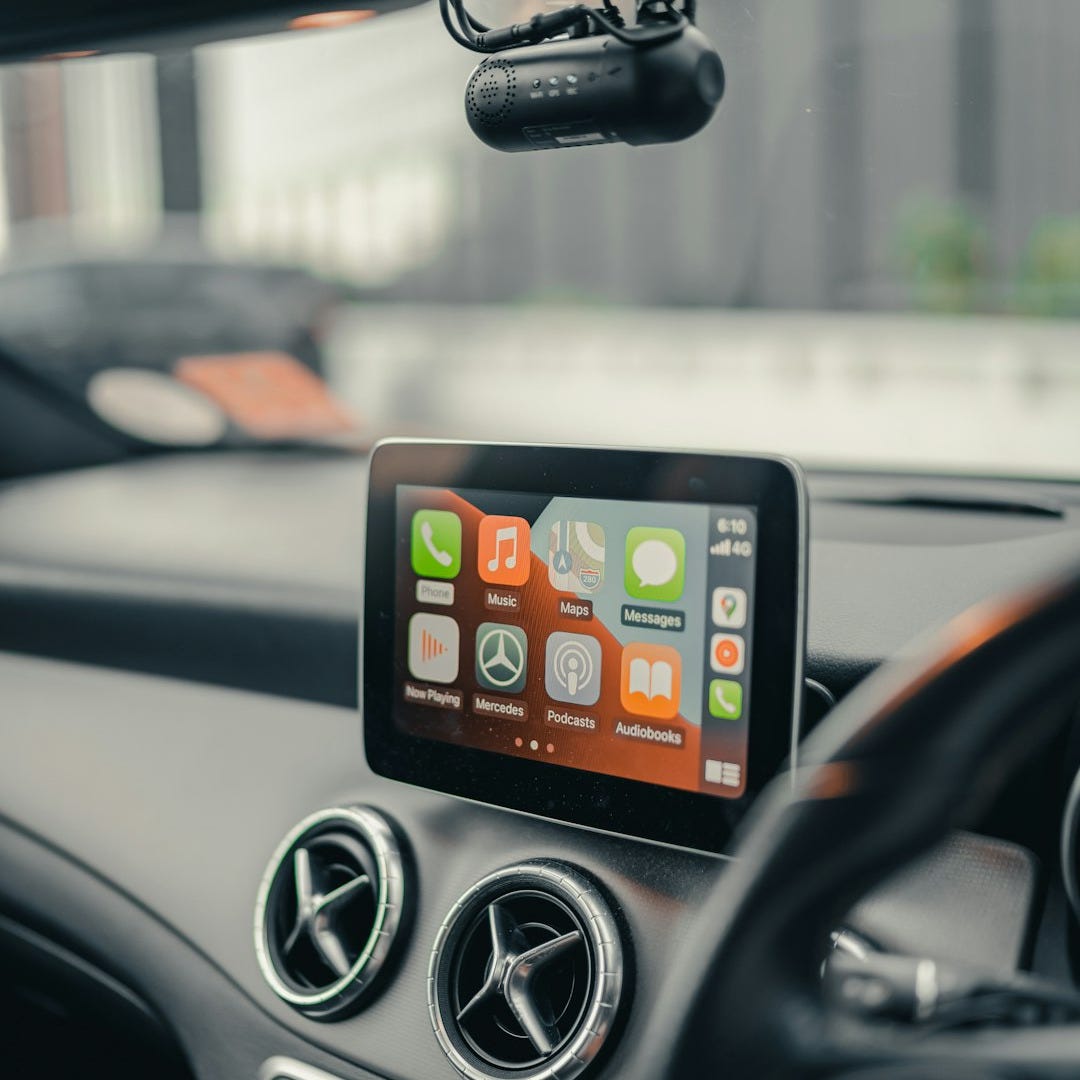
[394,484,758,798]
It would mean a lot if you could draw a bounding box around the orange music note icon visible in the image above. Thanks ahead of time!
[478,516,531,586]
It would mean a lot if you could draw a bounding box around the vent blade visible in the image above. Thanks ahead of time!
[430,861,624,1080]
[254,807,408,1021]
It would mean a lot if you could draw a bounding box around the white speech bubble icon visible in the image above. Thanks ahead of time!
[632,538,678,589]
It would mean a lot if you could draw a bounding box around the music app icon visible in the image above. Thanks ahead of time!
[478,515,531,586]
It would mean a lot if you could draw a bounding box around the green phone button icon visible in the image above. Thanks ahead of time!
[411,510,462,580]
[708,679,743,720]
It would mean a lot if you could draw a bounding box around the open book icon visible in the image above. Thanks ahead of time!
[627,657,674,701]
[620,644,681,719]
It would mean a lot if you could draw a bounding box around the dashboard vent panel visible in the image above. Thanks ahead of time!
[254,807,407,1020]
[429,862,624,1080]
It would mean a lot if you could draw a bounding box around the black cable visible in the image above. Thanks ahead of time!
[439,0,476,48]
[439,0,690,55]
[455,0,483,41]
[590,5,686,45]
[466,11,490,32]
[454,0,483,42]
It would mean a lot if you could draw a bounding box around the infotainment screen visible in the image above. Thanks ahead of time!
[364,442,806,853]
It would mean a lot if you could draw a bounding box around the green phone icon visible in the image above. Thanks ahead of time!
[708,679,743,720]
[624,526,685,602]
[411,510,462,580]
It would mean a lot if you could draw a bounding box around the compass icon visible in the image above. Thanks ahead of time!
[475,623,528,694]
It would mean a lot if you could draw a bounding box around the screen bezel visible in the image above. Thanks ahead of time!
[363,440,807,854]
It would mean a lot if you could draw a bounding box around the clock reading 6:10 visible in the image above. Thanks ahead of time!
[715,517,749,536]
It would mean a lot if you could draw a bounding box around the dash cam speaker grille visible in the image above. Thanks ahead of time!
[466,59,517,126]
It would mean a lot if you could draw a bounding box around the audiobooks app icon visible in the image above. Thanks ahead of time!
[620,642,681,720]
[408,613,460,685]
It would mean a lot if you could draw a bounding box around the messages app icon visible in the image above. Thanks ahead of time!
[624,527,685,603]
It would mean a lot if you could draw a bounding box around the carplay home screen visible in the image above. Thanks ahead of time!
[393,485,758,798]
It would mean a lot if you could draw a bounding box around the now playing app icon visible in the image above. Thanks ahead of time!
[408,613,460,685]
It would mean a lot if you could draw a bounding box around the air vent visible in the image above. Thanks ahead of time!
[429,862,625,1080]
[254,806,408,1020]
[466,59,516,127]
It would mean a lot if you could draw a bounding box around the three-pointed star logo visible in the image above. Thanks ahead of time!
[457,901,583,1055]
[477,627,526,688]
[282,846,371,979]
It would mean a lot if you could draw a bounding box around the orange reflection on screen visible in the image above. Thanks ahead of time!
[175,352,354,440]
[288,10,377,30]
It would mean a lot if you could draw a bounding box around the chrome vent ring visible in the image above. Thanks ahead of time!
[429,861,625,1080]
[254,806,407,1020]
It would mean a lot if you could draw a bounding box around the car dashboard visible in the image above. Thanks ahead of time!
[2,448,1080,1080]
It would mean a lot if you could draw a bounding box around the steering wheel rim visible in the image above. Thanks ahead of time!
[642,564,1080,1079]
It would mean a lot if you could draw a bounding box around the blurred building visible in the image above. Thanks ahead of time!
[0,3,1078,312]
[1,2,1080,475]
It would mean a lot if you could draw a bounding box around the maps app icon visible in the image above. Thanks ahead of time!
[548,521,605,593]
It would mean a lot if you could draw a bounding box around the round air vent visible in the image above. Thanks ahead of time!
[429,861,625,1080]
[466,60,517,127]
[254,806,408,1020]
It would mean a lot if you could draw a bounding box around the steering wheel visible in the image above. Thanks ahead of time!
[641,565,1080,1079]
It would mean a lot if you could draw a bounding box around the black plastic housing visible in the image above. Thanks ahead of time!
[363,440,807,854]
[464,26,724,152]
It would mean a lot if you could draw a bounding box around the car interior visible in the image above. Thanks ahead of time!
[3,2,1080,1079]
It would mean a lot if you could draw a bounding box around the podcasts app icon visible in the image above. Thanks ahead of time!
[545,632,602,707]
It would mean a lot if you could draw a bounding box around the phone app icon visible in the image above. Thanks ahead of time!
[548,521,606,593]
[475,623,528,695]
[411,510,462,580]
[712,586,747,629]
[620,642,681,720]
[708,679,743,720]
[545,632,602,706]
[408,613,460,684]
[478,515,531,587]
[624,527,685,603]
[710,633,745,676]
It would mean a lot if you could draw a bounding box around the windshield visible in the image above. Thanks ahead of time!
[1,1,1079,477]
